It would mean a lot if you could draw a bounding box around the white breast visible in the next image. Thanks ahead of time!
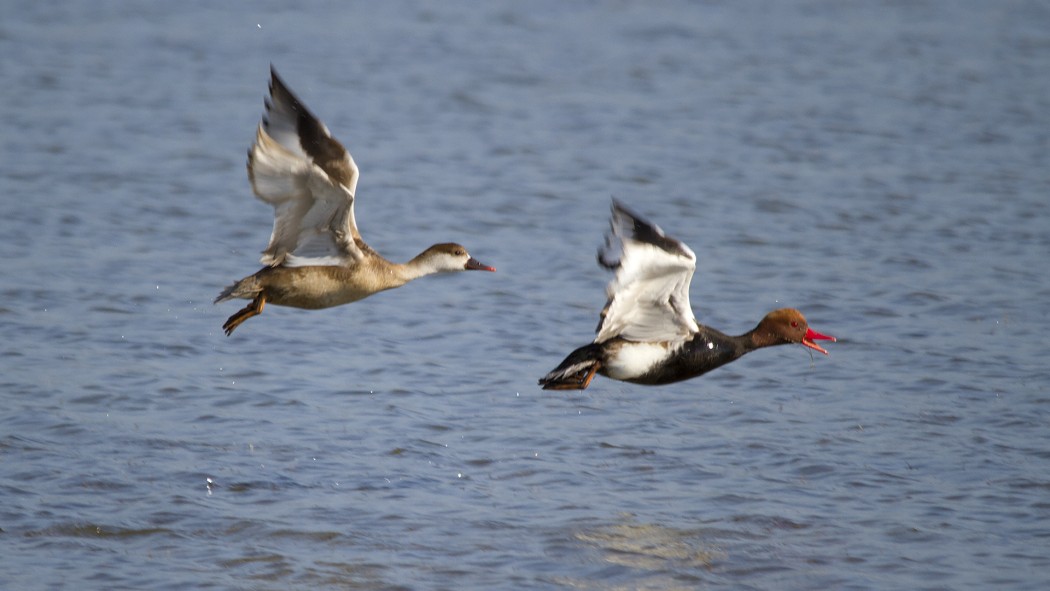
[602,342,672,381]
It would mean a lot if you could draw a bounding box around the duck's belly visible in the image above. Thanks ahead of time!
[263,266,391,309]
[601,342,673,381]
[270,286,371,309]
[602,334,741,386]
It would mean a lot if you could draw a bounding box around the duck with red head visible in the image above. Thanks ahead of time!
[539,201,834,390]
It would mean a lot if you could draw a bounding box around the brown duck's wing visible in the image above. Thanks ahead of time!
[246,66,363,267]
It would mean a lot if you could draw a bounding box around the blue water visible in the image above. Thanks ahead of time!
[2,1,1049,589]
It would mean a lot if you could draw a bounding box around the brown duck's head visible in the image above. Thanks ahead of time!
[421,243,496,273]
[754,308,836,354]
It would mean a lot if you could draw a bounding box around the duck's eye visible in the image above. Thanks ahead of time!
[790,321,799,328]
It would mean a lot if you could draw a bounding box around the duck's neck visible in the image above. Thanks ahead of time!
[397,250,449,282]
[741,322,785,351]
[696,325,755,358]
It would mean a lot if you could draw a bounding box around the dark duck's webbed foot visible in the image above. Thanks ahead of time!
[539,361,600,390]
[538,343,603,390]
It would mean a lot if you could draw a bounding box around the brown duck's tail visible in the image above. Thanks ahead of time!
[214,276,261,304]
[539,343,603,390]
[215,275,266,336]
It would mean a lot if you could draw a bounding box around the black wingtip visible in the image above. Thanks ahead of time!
[609,198,644,227]
[265,66,309,120]
[606,199,691,260]
[268,65,292,99]
[611,197,647,223]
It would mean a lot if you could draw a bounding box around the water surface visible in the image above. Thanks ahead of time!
[2,1,1049,589]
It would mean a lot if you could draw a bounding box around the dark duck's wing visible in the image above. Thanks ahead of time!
[595,199,700,345]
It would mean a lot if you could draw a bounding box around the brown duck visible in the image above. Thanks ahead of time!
[216,67,495,336]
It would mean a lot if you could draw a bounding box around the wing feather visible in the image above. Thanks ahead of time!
[245,66,362,267]
[594,200,699,344]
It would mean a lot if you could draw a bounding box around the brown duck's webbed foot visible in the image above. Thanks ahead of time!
[222,294,266,336]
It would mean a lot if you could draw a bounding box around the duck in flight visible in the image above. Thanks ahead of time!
[539,200,834,390]
[216,67,495,336]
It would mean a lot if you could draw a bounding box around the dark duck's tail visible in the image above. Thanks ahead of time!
[539,343,604,390]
